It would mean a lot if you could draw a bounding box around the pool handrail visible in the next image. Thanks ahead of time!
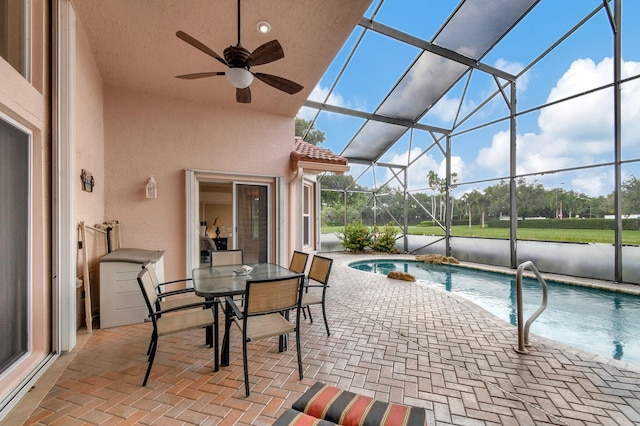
[514,261,548,355]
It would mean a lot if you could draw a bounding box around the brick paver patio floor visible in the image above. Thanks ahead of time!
[7,253,640,425]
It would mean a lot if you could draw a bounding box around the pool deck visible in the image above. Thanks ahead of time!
[7,252,640,425]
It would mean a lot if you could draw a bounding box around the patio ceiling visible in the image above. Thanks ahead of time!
[73,1,619,169]
[72,0,372,117]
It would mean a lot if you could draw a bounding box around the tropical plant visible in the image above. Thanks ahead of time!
[370,222,400,253]
[337,220,373,252]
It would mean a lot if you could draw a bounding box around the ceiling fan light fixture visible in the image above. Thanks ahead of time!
[256,20,271,34]
[226,67,254,88]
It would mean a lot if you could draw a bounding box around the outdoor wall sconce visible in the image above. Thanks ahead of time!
[145,177,157,199]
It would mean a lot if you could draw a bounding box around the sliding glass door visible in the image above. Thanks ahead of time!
[0,117,30,376]
[186,170,281,274]
[234,183,269,263]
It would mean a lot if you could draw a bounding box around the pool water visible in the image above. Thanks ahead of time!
[349,259,640,365]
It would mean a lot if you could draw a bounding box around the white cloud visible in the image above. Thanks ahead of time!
[297,84,347,120]
[571,170,611,196]
[381,148,466,191]
[475,57,640,196]
[495,58,529,92]
[429,95,478,124]
[427,59,525,125]
[308,84,346,105]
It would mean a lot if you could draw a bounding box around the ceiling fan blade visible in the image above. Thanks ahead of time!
[237,87,251,103]
[176,31,229,67]
[175,71,226,80]
[247,40,285,66]
[254,73,304,94]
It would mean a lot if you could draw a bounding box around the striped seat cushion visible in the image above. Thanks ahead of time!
[272,408,338,426]
[291,382,426,426]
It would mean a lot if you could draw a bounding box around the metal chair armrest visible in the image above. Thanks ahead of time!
[224,296,244,319]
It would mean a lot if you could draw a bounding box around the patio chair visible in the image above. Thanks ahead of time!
[210,249,243,267]
[226,274,305,397]
[288,250,309,274]
[136,267,216,386]
[211,249,245,305]
[302,255,333,336]
[141,260,205,312]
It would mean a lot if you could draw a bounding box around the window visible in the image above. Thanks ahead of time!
[0,0,29,78]
[303,184,311,246]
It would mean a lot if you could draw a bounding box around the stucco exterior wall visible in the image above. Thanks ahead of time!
[75,16,106,285]
[103,86,296,279]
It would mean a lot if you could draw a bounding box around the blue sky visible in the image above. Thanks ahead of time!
[297,0,640,198]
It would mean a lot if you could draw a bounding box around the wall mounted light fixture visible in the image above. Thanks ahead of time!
[145,177,158,199]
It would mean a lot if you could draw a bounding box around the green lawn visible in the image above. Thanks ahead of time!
[322,225,640,245]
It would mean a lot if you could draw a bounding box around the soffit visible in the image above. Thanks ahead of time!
[72,0,372,117]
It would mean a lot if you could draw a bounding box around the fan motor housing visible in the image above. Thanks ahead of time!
[224,44,251,67]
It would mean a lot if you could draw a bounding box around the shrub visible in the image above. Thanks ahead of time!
[418,220,435,227]
[371,222,400,253]
[337,220,373,252]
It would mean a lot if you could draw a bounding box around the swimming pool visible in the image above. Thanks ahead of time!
[349,259,640,365]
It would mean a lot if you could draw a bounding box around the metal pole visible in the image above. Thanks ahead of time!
[445,135,452,257]
[509,80,518,269]
[343,190,347,226]
[613,0,623,282]
[403,166,409,253]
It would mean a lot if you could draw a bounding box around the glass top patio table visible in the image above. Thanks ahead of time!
[191,263,303,369]
[192,263,300,298]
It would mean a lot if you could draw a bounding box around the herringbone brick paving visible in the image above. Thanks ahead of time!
[7,253,640,425]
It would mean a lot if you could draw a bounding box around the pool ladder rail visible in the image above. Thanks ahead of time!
[514,261,548,355]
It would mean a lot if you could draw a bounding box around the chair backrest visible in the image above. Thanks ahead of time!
[141,260,161,289]
[244,275,304,316]
[137,267,159,316]
[308,255,333,285]
[289,251,309,274]
[210,249,243,266]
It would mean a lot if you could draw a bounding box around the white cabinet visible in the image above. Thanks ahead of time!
[99,248,164,328]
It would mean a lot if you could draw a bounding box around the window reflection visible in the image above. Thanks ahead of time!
[0,0,28,78]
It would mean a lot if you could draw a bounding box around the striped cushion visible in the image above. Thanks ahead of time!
[272,408,338,426]
[292,382,426,426]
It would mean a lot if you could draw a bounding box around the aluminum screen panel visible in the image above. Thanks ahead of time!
[341,120,407,161]
[340,0,538,163]
[435,0,539,60]
[377,51,469,120]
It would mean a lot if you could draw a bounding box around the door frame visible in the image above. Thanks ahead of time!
[184,169,284,278]
[233,182,271,263]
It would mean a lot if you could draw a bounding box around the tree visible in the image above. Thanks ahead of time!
[622,175,640,215]
[320,173,360,207]
[427,170,458,221]
[295,117,326,146]
[319,173,370,225]
[462,190,486,227]
[515,178,547,218]
[484,180,510,218]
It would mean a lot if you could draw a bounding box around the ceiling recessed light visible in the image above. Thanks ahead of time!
[256,20,271,34]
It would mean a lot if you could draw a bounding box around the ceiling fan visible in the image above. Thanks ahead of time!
[175,0,303,103]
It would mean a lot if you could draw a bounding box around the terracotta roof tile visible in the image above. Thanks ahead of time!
[291,137,348,166]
